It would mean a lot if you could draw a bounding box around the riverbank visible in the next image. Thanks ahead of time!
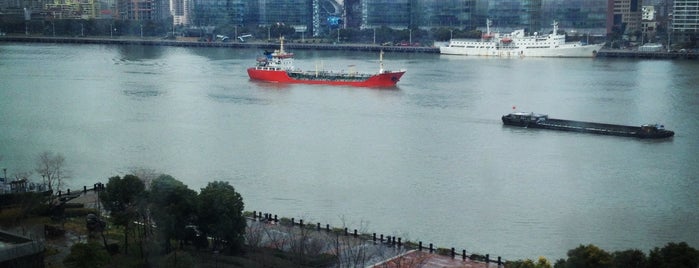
[0,35,438,53]
[3,35,699,59]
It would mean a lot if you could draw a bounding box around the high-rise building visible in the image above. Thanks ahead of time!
[258,0,312,26]
[471,0,543,32]
[190,0,257,27]
[612,0,643,34]
[673,0,699,41]
[361,0,412,29]
[541,0,609,36]
[171,0,190,25]
[418,0,475,29]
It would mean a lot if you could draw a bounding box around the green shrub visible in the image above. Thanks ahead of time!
[63,242,110,268]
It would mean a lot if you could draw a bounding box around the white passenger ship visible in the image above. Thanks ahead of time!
[440,20,604,58]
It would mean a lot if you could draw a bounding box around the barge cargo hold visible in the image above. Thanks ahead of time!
[501,112,675,139]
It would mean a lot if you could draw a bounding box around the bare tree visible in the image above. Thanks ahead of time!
[35,151,68,192]
[244,220,266,249]
[129,167,160,190]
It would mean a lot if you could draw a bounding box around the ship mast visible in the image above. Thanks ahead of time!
[279,36,285,54]
[379,50,384,73]
[486,19,491,36]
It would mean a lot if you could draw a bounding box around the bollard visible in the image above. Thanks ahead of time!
[326,224,330,232]
[498,256,501,265]
[398,237,401,247]
[387,236,391,245]
[274,215,278,223]
[84,186,87,193]
[67,189,70,195]
[462,250,466,261]
[392,236,396,245]
[252,211,256,219]
[58,191,62,196]
[299,219,303,227]
[317,222,321,231]
[373,233,376,242]
[419,241,422,251]
[353,229,357,237]
[451,247,455,259]
[380,234,384,243]
[291,218,295,225]
[344,227,348,236]
[486,254,490,264]
[258,211,262,219]
[429,243,433,253]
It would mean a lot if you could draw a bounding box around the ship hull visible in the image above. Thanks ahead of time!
[440,44,603,58]
[247,68,405,87]
[502,116,674,139]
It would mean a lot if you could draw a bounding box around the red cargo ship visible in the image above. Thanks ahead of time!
[247,38,406,87]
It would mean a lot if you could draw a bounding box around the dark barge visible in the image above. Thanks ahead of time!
[501,112,674,139]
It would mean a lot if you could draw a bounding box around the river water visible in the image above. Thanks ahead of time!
[1,42,697,260]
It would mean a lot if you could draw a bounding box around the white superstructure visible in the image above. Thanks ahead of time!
[440,20,604,58]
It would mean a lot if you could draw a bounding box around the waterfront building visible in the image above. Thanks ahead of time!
[360,0,414,29]
[540,0,609,36]
[312,0,343,37]
[612,0,644,34]
[672,0,699,42]
[417,0,476,29]
[641,5,658,42]
[171,0,190,25]
[190,0,258,27]
[44,0,101,19]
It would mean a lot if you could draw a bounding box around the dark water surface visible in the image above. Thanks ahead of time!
[1,43,697,260]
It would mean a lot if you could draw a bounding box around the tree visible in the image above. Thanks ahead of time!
[612,249,646,268]
[63,242,110,268]
[563,244,612,268]
[647,242,699,268]
[197,181,246,254]
[508,257,553,268]
[35,151,67,192]
[100,175,145,255]
[149,175,198,254]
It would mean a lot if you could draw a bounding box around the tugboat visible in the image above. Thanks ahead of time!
[247,37,406,87]
[501,112,675,139]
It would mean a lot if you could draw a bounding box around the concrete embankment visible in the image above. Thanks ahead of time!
[0,35,438,53]
[4,35,699,59]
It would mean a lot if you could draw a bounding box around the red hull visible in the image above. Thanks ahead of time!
[247,68,405,87]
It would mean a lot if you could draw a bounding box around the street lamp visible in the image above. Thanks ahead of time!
[373,28,376,44]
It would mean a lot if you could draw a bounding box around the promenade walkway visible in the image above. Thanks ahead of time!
[62,189,503,267]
